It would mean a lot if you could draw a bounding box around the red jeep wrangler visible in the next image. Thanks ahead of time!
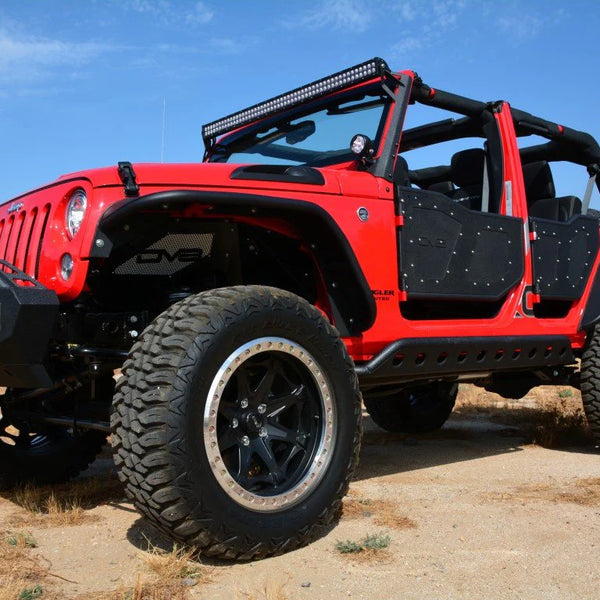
[1,58,599,559]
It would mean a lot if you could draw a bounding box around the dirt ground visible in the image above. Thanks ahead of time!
[1,385,598,600]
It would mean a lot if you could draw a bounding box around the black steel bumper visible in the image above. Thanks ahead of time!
[0,261,58,388]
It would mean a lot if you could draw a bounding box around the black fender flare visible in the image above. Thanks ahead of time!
[90,190,376,336]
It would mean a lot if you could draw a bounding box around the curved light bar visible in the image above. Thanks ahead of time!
[202,57,389,145]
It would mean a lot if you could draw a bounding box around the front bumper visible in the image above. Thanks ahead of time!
[0,261,58,388]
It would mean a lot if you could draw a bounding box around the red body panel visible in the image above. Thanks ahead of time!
[2,69,597,361]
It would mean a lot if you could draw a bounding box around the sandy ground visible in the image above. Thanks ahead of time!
[1,386,598,600]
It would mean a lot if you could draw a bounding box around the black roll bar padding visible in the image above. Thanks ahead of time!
[410,83,487,117]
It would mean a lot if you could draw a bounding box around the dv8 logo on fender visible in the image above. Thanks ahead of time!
[114,233,214,276]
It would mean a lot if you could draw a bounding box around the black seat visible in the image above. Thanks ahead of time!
[394,155,411,188]
[523,161,581,221]
[522,161,555,204]
[450,149,485,210]
[427,180,454,195]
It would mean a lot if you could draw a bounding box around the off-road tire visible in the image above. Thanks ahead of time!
[0,376,112,489]
[364,382,458,433]
[0,425,107,490]
[111,286,362,560]
[580,326,600,443]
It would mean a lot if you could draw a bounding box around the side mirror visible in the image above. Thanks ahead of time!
[350,134,375,164]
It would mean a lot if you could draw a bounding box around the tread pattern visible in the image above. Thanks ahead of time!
[0,430,107,490]
[581,326,600,443]
[364,383,457,434]
[111,285,362,560]
[0,376,113,490]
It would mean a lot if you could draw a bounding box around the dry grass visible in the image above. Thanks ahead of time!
[5,476,124,528]
[75,574,188,600]
[454,384,593,448]
[237,578,291,600]
[342,492,417,530]
[485,477,600,507]
[141,543,210,582]
[76,543,212,600]
[0,531,50,600]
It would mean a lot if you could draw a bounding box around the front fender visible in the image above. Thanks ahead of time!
[90,190,376,336]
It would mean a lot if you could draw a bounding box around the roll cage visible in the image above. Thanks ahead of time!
[405,76,600,203]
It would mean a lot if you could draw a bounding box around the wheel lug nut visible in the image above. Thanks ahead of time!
[240,399,249,409]
[241,435,250,446]
[231,418,239,429]
[257,404,266,414]
[259,427,267,438]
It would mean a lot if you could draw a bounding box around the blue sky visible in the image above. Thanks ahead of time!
[1,0,599,203]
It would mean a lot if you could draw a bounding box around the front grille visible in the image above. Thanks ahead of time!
[0,204,51,278]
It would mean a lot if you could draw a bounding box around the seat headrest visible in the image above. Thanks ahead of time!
[394,155,411,187]
[522,161,555,202]
[451,149,485,188]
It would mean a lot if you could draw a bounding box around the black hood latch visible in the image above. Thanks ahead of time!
[118,161,140,197]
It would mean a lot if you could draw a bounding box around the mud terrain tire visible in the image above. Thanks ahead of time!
[580,326,600,443]
[0,428,107,490]
[364,382,458,433]
[0,375,113,489]
[111,286,362,560]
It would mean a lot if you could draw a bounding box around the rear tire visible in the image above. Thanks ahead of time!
[111,286,362,560]
[364,382,457,433]
[580,327,600,443]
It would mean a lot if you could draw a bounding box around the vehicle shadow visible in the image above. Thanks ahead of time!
[353,410,595,482]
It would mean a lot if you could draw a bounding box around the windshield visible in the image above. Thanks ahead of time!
[208,86,390,167]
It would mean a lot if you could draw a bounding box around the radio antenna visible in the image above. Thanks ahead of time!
[161,97,167,163]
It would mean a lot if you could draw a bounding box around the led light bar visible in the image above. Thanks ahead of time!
[202,57,390,145]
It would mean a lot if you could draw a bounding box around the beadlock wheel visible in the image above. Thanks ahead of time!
[111,286,362,560]
[204,337,336,512]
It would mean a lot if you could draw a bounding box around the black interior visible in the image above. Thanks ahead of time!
[522,160,582,222]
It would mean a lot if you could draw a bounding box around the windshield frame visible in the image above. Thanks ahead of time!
[206,81,394,168]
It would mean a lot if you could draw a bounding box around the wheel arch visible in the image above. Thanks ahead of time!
[90,190,376,336]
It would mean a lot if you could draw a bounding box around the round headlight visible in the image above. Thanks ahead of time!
[61,253,74,280]
[66,189,87,239]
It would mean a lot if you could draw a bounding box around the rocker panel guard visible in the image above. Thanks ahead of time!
[355,335,575,386]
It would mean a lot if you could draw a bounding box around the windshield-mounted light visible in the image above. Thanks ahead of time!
[202,57,389,145]
[66,189,87,239]
[350,134,374,161]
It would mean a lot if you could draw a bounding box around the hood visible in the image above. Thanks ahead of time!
[57,162,347,196]
[4,161,383,207]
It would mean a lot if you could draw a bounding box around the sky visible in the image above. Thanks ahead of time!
[1,0,599,204]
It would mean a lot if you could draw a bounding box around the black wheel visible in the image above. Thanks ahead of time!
[580,326,600,443]
[111,286,362,560]
[364,382,458,433]
[0,374,113,489]
[0,388,110,491]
